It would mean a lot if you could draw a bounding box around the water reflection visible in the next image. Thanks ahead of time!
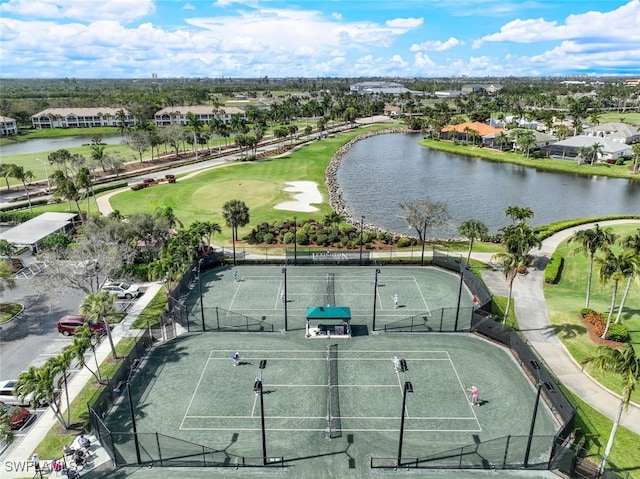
[336,133,640,237]
[0,133,126,156]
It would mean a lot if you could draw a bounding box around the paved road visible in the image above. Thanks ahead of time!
[480,219,640,435]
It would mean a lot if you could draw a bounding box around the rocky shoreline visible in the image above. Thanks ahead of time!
[325,127,413,238]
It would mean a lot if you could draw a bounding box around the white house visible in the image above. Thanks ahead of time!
[582,122,640,145]
[154,106,247,127]
[31,108,136,129]
[0,116,18,136]
[540,135,632,161]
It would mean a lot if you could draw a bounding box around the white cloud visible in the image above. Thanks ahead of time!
[410,37,463,52]
[385,17,424,31]
[183,3,196,10]
[0,0,155,22]
[474,0,640,47]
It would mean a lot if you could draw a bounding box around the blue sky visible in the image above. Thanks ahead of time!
[0,0,639,78]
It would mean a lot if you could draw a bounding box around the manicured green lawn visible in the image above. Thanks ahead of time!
[420,139,639,181]
[544,222,640,404]
[109,125,389,245]
[0,126,120,145]
[597,111,640,125]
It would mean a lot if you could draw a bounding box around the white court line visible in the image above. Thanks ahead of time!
[207,357,451,361]
[207,349,452,353]
[181,427,482,432]
[413,276,430,312]
[447,350,482,431]
[184,415,477,420]
[179,351,215,430]
[228,280,242,311]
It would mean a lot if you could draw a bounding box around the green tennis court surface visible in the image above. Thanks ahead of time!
[184,265,476,331]
[106,332,558,478]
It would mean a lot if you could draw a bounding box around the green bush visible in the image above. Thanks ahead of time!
[606,323,630,343]
[282,231,294,244]
[263,232,275,244]
[396,237,412,248]
[544,252,564,284]
[580,308,597,317]
[615,158,625,166]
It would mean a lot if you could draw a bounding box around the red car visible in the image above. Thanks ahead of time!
[57,315,106,336]
[1,403,31,430]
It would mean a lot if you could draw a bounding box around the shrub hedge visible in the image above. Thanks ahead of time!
[544,252,564,284]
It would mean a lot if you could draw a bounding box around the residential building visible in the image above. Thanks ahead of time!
[582,122,640,145]
[350,81,409,96]
[154,106,247,126]
[540,135,632,161]
[383,105,402,117]
[434,90,465,98]
[461,84,503,95]
[440,121,503,141]
[0,116,18,136]
[31,107,135,129]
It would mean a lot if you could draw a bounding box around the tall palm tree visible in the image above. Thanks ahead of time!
[631,143,640,174]
[190,220,222,249]
[459,220,488,262]
[595,250,634,339]
[70,325,104,384]
[616,230,640,323]
[581,345,640,474]
[222,199,250,266]
[80,292,118,360]
[57,346,75,426]
[186,112,203,160]
[15,362,68,429]
[569,225,616,308]
[493,221,541,322]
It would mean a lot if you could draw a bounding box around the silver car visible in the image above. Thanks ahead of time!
[101,281,140,300]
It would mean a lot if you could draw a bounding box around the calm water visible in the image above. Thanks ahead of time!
[0,133,126,156]
[337,133,640,237]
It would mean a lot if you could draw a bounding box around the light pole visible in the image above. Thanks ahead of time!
[372,268,380,331]
[282,268,288,331]
[454,258,465,332]
[524,360,552,468]
[35,158,50,193]
[397,380,413,467]
[359,215,365,266]
[197,258,205,331]
[420,221,427,266]
[253,360,268,465]
[293,216,297,265]
[127,379,142,464]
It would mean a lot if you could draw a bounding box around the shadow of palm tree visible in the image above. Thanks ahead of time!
[554,323,587,339]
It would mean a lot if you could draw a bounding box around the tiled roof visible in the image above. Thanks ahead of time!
[441,122,503,136]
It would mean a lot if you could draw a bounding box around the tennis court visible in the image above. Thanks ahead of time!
[105,332,559,477]
[182,265,475,332]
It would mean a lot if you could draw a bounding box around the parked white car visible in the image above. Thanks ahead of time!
[100,281,140,300]
[0,379,36,406]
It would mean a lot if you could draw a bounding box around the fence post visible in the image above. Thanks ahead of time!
[156,432,163,466]
[202,445,207,466]
[216,307,220,330]
[502,435,510,468]
[459,447,464,468]
[439,309,444,331]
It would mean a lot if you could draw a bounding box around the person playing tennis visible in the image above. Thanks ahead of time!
[232,352,240,366]
[467,385,480,406]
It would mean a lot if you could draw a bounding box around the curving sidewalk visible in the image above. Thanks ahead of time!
[481,219,640,435]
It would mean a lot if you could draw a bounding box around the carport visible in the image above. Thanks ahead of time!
[0,212,78,253]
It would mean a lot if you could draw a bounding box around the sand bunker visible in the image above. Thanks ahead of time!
[274,181,322,212]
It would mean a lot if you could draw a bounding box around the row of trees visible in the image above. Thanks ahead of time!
[569,225,640,339]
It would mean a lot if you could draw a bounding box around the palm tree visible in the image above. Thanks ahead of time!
[186,112,203,160]
[323,212,345,227]
[616,230,640,323]
[0,259,16,294]
[0,163,16,191]
[9,164,34,212]
[56,346,75,426]
[222,199,250,266]
[70,324,104,384]
[568,225,616,308]
[15,362,68,429]
[492,220,541,322]
[190,220,222,249]
[589,142,604,165]
[631,144,640,174]
[154,205,183,230]
[80,292,118,359]
[504,205,534,224]
[459,220,488,262]
[494,131,510,151]
[595,250,633,339]
[581,345,640,474]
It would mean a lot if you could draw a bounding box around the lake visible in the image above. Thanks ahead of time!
[336,133,640,237]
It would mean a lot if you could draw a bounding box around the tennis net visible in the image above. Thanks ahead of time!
[325,273,336,306]
[326,343,342,439]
